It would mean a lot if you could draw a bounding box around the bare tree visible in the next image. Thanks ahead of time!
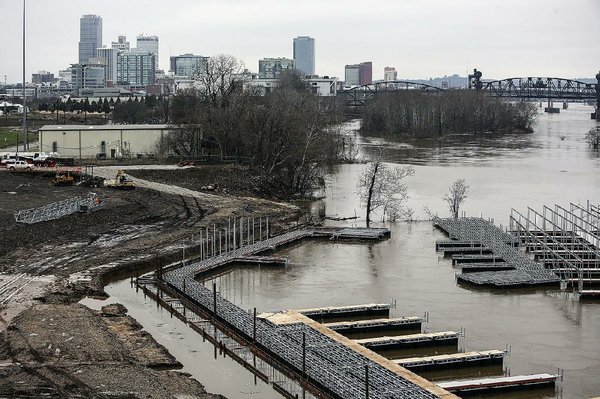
[585,127,599,150]
[443,179,469,218]
[196,54,245,108]
[356,161,415,227]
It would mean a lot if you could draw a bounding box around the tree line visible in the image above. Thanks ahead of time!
[159,55,346,198]
[36,95,168,121]
[361,91,538,137]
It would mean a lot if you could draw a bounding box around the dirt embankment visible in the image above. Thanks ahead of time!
[128,164,281,199]
[0,166,301,398]
[0,303,224,398]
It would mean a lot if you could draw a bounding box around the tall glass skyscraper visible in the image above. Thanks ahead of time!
[79,15,102,64]
[293,36,315,76]
[136,35,159,70]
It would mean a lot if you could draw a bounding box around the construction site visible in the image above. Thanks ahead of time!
[0,164,599,399]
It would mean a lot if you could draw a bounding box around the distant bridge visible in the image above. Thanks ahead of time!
[337,70,600,116]
[338,80,443,107]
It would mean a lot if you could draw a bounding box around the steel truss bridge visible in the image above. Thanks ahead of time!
[338,71,600,110]
[480,77,597,100]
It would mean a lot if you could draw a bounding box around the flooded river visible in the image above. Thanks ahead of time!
[87,103,600,399]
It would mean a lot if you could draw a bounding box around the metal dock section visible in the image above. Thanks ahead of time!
[438,373,559,393]
[296,304,391,321]
[160,224,458,399]
[510,202,600,293]
[394,350,506,371]
[355,332,459,350]
[324,317,423,334]
[14,192,105,224]
[434,217,560,287]
[580,290,600,299]
[460,263,515,273]
[311,227,391,240]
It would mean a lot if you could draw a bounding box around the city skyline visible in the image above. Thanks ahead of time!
[1,0,599,84]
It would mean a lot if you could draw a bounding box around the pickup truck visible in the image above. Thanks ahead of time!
[7,160,33,171]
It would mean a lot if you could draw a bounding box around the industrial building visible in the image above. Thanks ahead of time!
[38,124,169,159]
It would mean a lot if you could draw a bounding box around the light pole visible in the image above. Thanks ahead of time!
[21,0,27,151]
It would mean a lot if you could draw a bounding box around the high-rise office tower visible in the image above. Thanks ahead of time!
[117,52,156,87]
[136,35,159,70]
[293,36,315,76]
[97,47,119,83]
[79,15,102,64]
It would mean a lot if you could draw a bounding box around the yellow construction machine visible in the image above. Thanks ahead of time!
[51,171,75,186]
[104,170,135,190]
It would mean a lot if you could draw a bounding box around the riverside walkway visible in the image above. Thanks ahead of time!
[162,226,457,399]
[434,217,560,287]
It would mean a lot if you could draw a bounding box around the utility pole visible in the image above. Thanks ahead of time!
[21,0,27,151]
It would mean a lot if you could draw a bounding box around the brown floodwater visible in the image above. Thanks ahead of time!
[84,103,600,399]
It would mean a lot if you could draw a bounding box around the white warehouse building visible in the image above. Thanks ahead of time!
[38,124,169,159]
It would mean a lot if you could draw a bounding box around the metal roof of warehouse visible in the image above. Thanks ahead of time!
[39,124,169,131]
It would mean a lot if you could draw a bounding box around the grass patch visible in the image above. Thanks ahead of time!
[0,127,38,150]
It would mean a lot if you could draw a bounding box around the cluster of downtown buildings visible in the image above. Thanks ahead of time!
[2,14,400,100]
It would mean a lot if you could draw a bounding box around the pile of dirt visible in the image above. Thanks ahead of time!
[0,303,224,398]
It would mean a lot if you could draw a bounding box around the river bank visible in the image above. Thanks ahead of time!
[0,166,300,398]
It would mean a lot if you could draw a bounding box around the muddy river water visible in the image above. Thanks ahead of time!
[85,103,600,399]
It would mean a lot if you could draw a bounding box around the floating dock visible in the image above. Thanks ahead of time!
[451,254,504,264]
[441,247,493,256]
[233,255,289,266]
[434,217,560,287]
[394,350,506,371]
[296,303,391,321]
[324,317,423,335]
[311,227,391,240]
[460,263,515,273]
[355,331,459,350]
[580,290,600,299]
[438,373,559,393]
[160,225,461,399]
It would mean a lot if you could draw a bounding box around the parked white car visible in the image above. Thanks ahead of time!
[7,160,32,171]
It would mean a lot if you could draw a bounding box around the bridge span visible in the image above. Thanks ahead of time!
[338,69,600,119]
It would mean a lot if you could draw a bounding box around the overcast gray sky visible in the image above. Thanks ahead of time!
[1,0,599,83]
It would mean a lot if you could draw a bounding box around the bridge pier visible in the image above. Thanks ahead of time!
[468,69,483,91]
